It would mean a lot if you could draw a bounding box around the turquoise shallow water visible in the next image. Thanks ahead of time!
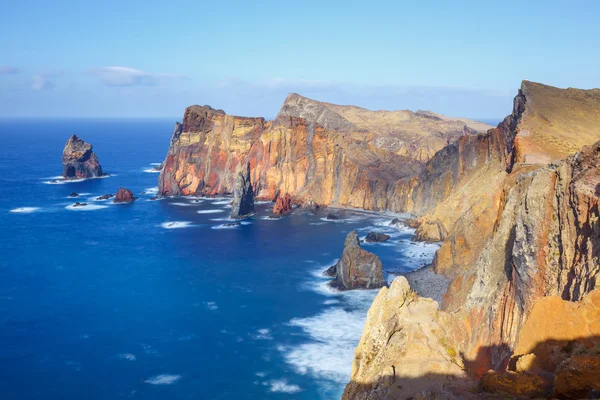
[0,119,439,400]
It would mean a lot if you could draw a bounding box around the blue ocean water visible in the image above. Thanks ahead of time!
[0,119,439,400]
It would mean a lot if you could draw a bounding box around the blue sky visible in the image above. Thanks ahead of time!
[1,0,598,119]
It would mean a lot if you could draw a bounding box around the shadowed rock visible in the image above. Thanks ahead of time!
[365,232,391,243]
[62,135,103,178]
[273,193,293,215]
[230,162,255,219]
[329,230,386,290]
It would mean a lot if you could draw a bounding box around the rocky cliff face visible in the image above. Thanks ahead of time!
[158,95,490,210]
[62,135,103,178]
[343,81,600,398]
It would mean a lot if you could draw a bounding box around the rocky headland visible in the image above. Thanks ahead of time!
[62,135,103,179]
[157,81,600,398]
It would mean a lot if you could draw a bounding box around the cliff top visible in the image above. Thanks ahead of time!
[516,80,600,164]
[279,93,492,136]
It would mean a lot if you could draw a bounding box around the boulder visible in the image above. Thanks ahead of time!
[553,355,600,399]
[230,162,255,219]
[329,231,387,290]
[62,135,103,178]
[273,193,293,215]
[113,188,136,203]
[365,232,391,243]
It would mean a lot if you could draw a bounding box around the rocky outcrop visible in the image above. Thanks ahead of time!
[365,232,390,243]
[113,188,135,203]
[329,231,386,290]
[272,193,293,215]
[230,162,255,219]
[62,135,103,178]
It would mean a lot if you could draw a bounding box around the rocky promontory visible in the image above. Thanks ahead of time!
[327,230,386,290]
[62,135,103,179]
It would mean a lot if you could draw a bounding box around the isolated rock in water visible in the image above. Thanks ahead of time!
[326,213,339,220]
[389,217,402,226]
[329,230,386,290]
[69,192,79,197]
[62,135,103,178]
[96,194,114,200]
[273,193,292,215]
[72,202,87,208]
[113,188,136,203]
[365,232,391,243]
[230,162,255,219]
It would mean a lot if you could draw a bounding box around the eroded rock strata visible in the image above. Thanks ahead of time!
[158,95,491,208]
[272,193,293,215]
[62,135,103,178]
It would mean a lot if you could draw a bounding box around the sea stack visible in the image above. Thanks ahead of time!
[62,135,103,179]
[113,188,136,203]
[230,162,255,219]
[327,230,386,290]
[273,193,293,215]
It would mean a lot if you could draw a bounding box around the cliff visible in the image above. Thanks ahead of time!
[343,81,600,398]
[158,96,491,209]
[62,135,103,178]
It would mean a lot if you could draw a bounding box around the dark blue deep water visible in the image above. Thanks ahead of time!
[0,119,438,400]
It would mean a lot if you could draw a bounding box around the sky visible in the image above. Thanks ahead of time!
[1,0,599,119]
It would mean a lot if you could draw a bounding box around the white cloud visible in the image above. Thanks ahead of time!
[32,71,63,90]
[88,66,188,87]
[0,66,20,74]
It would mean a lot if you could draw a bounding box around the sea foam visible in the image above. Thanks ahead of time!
[10,207,41,213]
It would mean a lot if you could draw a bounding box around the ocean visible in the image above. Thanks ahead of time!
[0,119,439,400]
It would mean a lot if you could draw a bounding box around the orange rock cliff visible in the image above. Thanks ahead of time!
[157,81,600,399]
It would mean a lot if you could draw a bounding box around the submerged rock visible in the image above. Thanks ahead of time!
[69,192,79,197]
[113,188,136,203]
[273,193,293,215]
[329,230,386,290]
[365,232,391,243]
[62,135,103,179]
[230,162,255,219]
[96,193,114,200]
[72,202,87,208]
[326,213,339,220]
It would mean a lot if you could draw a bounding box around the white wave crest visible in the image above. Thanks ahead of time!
[197,209,224,214]
[160,221,194,229]
[144,374,181,385]
[267,379,302,393]
[10,207,41,213]
[65,204,108,211]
